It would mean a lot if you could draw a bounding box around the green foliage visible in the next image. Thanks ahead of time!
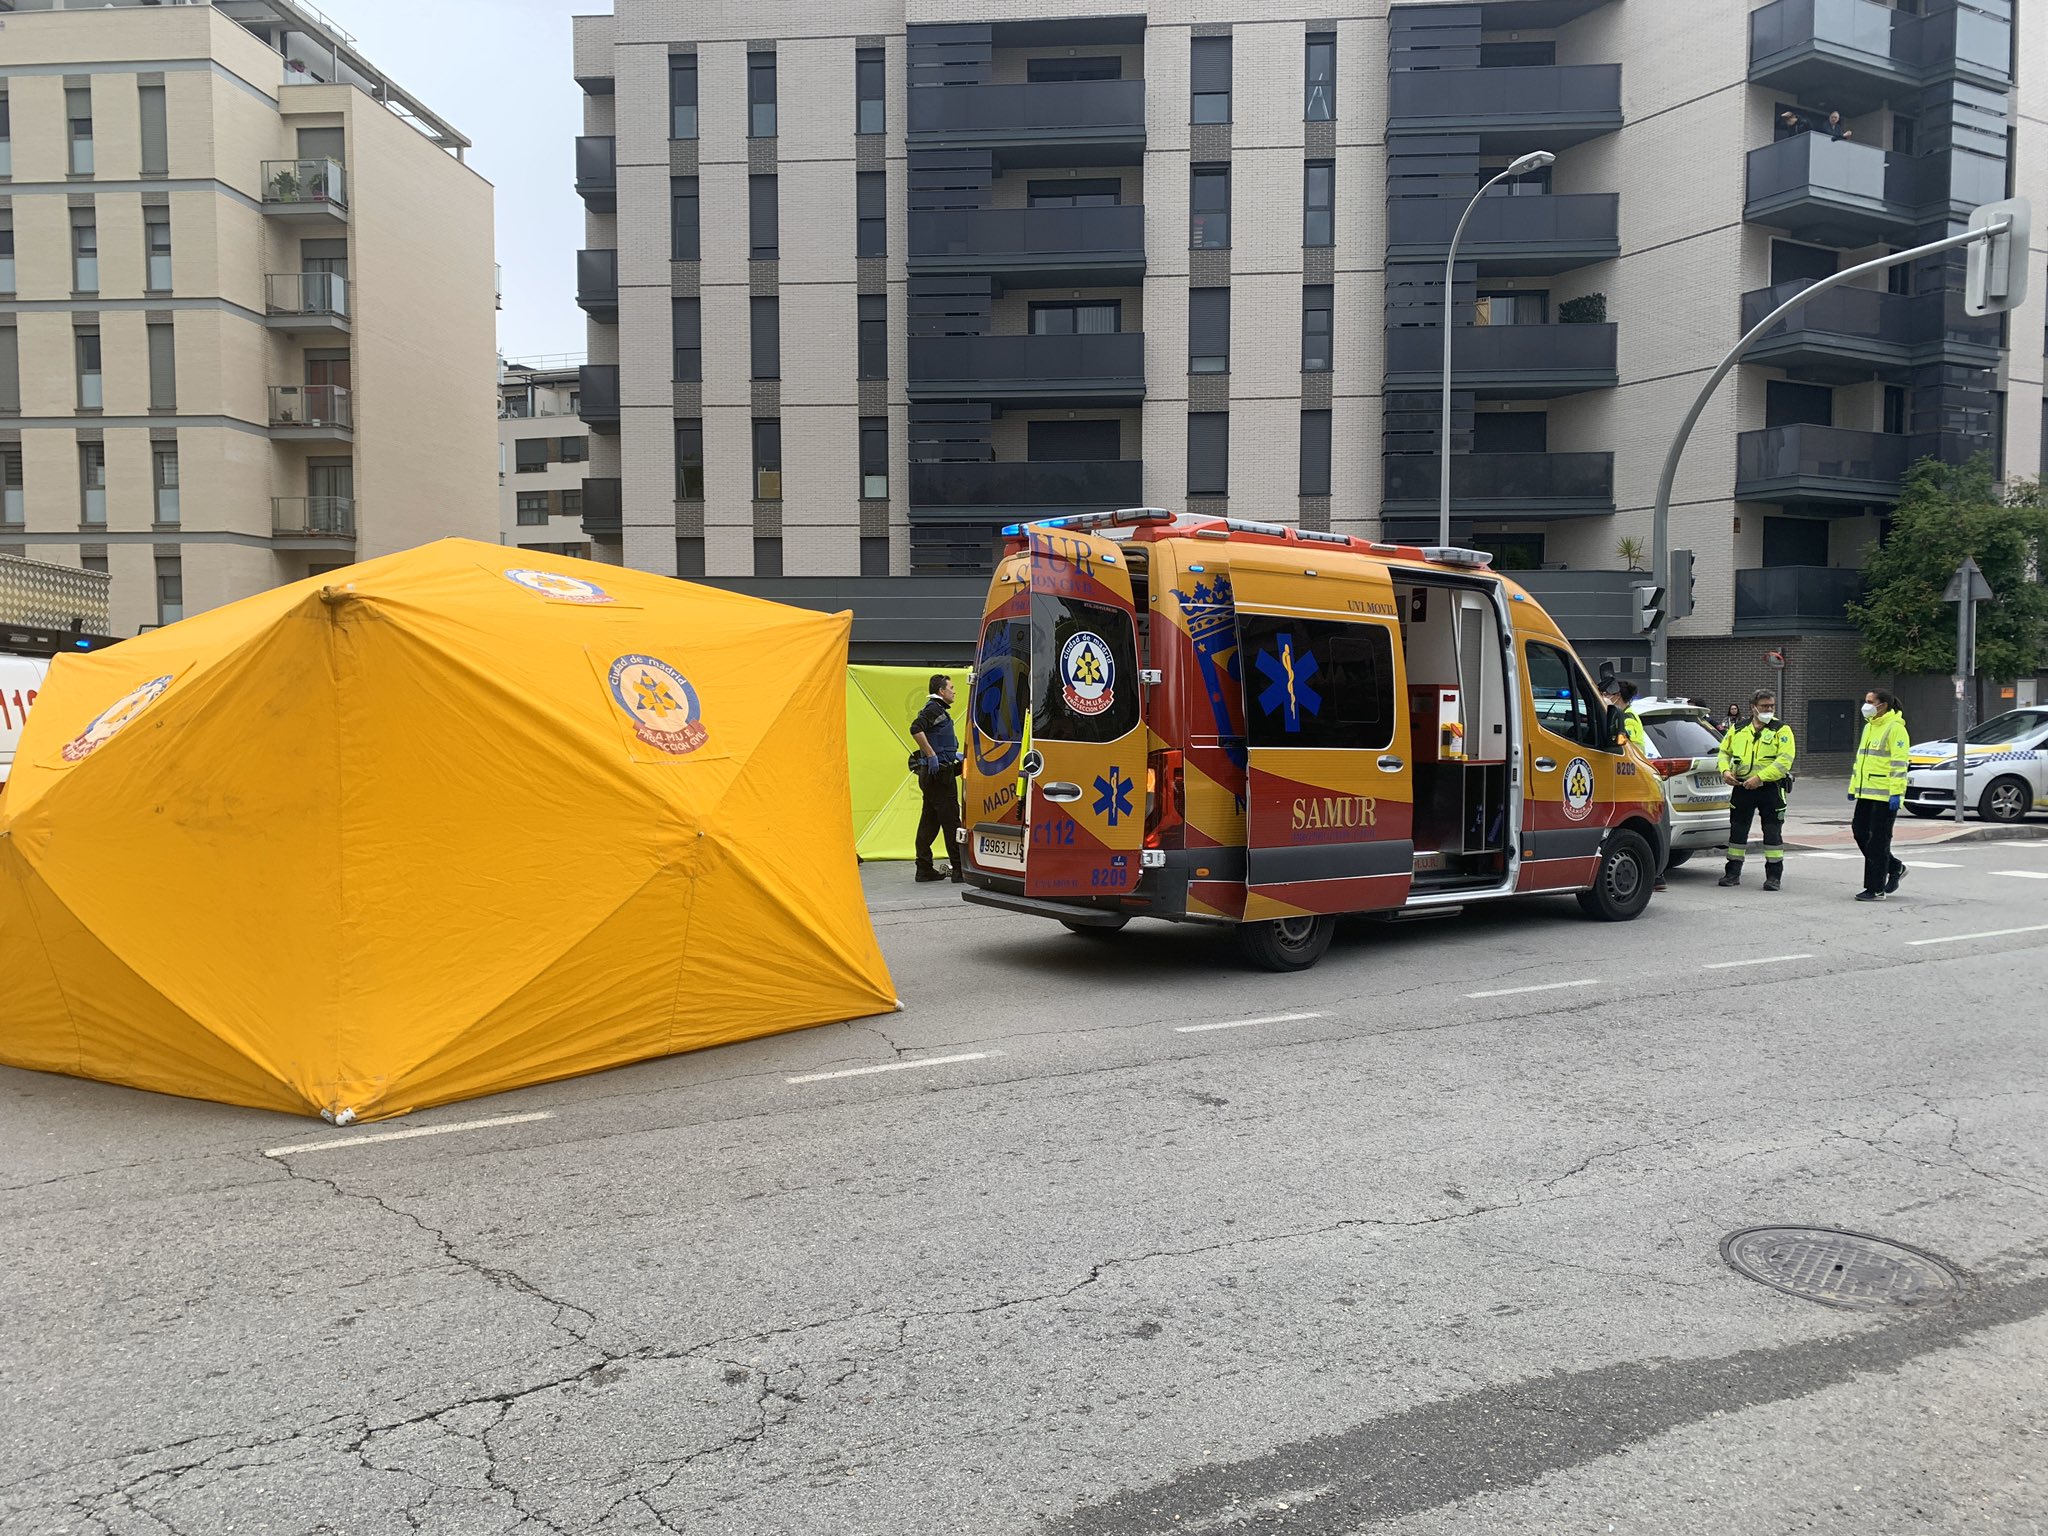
[1558,293,1607,325]
[1848,455,2048,679]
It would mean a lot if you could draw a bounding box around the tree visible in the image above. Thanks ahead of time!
[1849,455,2048,681]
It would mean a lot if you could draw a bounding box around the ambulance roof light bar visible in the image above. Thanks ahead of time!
[1421,546,1495,569]
[1001,507,1176,537]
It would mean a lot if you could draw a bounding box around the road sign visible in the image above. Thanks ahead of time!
[1945,556,1995,823]
[1966,198,2031,317]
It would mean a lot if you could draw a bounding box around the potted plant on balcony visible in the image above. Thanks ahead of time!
[1615,534,1645,572]
[268,166,301,203]
[1559,293,1607,325]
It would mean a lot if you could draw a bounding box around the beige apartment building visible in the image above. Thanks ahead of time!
[499,357,593,559]
[0,0,497,637]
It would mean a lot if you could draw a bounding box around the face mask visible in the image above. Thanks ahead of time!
[1755,712,1775,724]
[1861,703,1878,720]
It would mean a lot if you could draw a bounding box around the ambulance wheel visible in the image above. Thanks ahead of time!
[1061,916,1128,937]
[1906,804,1945,819]
[1979,776,2032,824]
[1664,849,1693,868]
[1576,829,1655,922]
[1235,914,1335,972]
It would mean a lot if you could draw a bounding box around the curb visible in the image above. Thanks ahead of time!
[1784,822,2048,852]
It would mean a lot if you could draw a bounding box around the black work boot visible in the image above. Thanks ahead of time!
[1763,864,1782,892]
[1717,860,1742,887]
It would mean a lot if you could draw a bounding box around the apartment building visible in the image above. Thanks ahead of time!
[572,0,2038,744]
[499,357,594,558]
[0,0,498,636]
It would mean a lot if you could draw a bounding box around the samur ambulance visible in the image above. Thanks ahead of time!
[0,654,49,787]
[959,509,1669,970]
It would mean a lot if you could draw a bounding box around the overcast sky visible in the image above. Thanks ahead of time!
[336,0,598,362]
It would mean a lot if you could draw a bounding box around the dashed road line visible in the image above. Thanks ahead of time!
[786,1051,1000,1084]
[264,1111,556,1158]
[1175,1012,1325,1034]
[1908,924,2048,947]
[1466,979,1599,999]
[1992,870,2048,880]
[1701,953,1813,970]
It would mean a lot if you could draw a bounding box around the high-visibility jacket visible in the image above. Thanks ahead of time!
[1718,718,1797,783]
[1621,708,1650,755]
[1850,711,1912,800]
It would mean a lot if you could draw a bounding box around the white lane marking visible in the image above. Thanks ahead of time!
[1701,953,1813,971]
[1175,1011,1325,1034]
[1465,979,1599,999]
[1903,861,1961,869]
[786,1051,999,1084]
[1909,924,2048,947]
[1803,852,1864,860]
[1993,870,2048,880]
[265,1111,555,1158]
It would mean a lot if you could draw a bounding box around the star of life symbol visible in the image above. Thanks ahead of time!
[607,654,708,756]
[505,568,613,605]
[1255,635,1322,732]
[62,675,173,763]
[1060,631,1115,717]
[1093,766,1133,827]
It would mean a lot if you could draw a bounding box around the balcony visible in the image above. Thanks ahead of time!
[272,497,356,547]
[576,249,618,322]
[268,385,353,441]
[1749,0,2010,113]
[908,459,1145,520]
[578,365,619,434]
[1381,452,1615,518]
[1733,423,1973,504]
[263,272,350,337]
[260,158,347,222]
[1734,565,1866,632]
[1739,280,2002,382]
[580,477,622,539]
[1383,323,1618,399]
[908,332,1145,405]
[1387,64,1622,154]
[1385,193,1619,276]
[907,79,1145,168]
[575,135,617,213]
[908,205,1145,288]
[1743,134,1934,246]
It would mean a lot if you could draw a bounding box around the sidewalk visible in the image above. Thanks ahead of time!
[1778,775,2048,850]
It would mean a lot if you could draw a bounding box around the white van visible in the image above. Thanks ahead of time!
[0,655,51,786]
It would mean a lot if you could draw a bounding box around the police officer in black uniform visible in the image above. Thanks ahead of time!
[910,675,963,883]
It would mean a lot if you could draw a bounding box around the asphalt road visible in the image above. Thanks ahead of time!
[4,843,2047,1534]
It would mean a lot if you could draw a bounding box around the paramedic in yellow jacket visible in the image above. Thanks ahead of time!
[1849,687,1913,902]
[1716,688,1796,891]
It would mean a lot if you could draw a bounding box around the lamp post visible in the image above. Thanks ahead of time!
[1439,149,1555,549]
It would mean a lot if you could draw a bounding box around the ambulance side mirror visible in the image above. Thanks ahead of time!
[1605,704,1630,752]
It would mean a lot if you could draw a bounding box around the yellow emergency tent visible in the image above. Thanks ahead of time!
[845,665,968,860]
[0,539,897,1121]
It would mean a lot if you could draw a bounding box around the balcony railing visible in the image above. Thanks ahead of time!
[908,332,1146,402]
[1387,64,1623,149]
[272,496,356,538]
[580,477,622,537]
[1734,565,1866,631]
[264,271,349,319]
[908,458,1145,514]
[575,135,617,211]
[1749,0,2010,103]
[1742,134,1948,244]
[908,205,1145,282]
[578,365,620,429]
[261,157,347,212]
[576,249,618,317]
[1733,423,1981,503]
[1383,323,1618,396]
[907,78,1145,156]
[268,384,352,431]
[1739,279,2001,373]
[1381,452,1615,515]
[1385,193,1619,274]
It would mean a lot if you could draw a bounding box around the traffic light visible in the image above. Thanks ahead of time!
[1966,197,2032,317]
[1635,584,1666,635]
[1670,549,1696,621]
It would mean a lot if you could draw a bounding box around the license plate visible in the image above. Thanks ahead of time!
[975,828,1025,871]
[1691,773,1726,793]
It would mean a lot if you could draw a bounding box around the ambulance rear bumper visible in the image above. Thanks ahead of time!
[961,887,1129,927]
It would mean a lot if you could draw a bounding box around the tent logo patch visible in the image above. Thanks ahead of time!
[608,654,708,756]
[506,568,614,606]
[62,675,173,763]
[1561,756,1596,822]
[1060,631,1115,717]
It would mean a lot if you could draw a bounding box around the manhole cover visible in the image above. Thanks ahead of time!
[1721,1226,1963,1310]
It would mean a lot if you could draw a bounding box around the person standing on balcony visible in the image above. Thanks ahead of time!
[1824,110,1853,141]
[1717,690,1797,892]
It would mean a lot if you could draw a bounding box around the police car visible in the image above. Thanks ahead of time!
[1629,698,1733,864]
[1902,706,2048,823]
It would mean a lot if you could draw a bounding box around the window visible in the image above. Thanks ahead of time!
[1188,287,1230,373]
[0,210,12,294]
[67,88,93,176]
[860,535,889,576]
[0,326,17,414]
[860,417,888,499]
[1304,161,1334,247]
[1305,32,1335,121]
[751,295,780,379]
[1028,178,1121,207]
[1191,37,1231,124]
[858,294,887,380]
[73,212,98,293]
[1525,640,1606,750]
[560,436,586,464]
[671,178,699,260]
[753,418,782,500]
[856,48,885,135]
[138,83,168,176]
[1240,616,1395,751]
[80,553,108,575]
[147,322,176,410]
[1474,290,1545,326]
[516,491,549,525]
[76,329,102,410]
[1187,411,1228,495]
[754,537,783,575]
[676,419,704,500]
[1302,284,1333,372]
[673,298,701,382]
[0,90,10,178]
[1191,166,1230,248]
[1029,300,1119,335]
[1299,409,1332,496]
[80,443,106,525]
[670,55,698,139]
[1480,40,1556,67]
[1,449,21,528]
[1028,57,1120,82]
[156,557,183,625]
[750,175,778,260]
[144,208,173,291]
[515,439,548,473]
[561,489,582,517]
[749,52,777,138]
[677,536,706,576]
[857,172,886,259]
[154,447,179,525]
[1029,596,1139,742]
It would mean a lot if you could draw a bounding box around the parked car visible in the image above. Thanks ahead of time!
[1631,697,1732,866]
[1903,706,2048,823]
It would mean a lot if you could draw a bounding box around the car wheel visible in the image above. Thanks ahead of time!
[1905,804,1945,819]
[1978,776,2031,825]
[1664,849,1693,868]
[1576,829,1655,922]
[1060,916,1129,937]
[1234,914,1336,972]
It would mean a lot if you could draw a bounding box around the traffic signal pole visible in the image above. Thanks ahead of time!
[1644,211,2022,698]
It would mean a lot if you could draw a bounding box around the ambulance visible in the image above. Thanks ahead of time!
[959,509,1669,970]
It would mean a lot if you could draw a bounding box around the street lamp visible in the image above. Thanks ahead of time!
[1439,149,1555,549]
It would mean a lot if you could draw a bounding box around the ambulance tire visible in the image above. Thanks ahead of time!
[1060,916,1128,937]
[1664,849,1693,868]
[1235,914,1336,972]
[1979,776,2032,824]
[1906,804,1945,819]
[1575,829,1655,922]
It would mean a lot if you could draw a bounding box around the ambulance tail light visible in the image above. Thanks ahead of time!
[1145,749,1184,849]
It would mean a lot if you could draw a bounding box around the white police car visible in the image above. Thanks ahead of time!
[1903,706,2048,823]
[1630,698,1734,864]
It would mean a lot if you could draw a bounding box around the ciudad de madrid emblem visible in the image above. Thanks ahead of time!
[607,654,708,756]
[505,568,614,605]
[62,675,174,763]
